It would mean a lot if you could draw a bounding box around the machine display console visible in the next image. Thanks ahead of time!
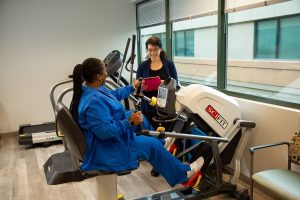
[157,86,168,108]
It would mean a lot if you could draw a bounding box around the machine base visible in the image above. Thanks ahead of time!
[19,122,62,145]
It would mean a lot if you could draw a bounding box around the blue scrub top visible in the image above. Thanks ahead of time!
[78,84,138,172]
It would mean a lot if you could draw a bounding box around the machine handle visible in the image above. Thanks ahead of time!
[132,110,143,134]
[234,119,256,128]
[122,38,131,64]
[129,34,136,85]
[130,35,136,65]
[239,120,256,128]
[135,77,143,96]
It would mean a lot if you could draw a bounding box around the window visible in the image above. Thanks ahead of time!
[255,20,277,59]
[173,30,194,57]
[279,16,300,59]
[227,3,300,105]
[170,0,218,87]
[135,0,300,108]
[136,0,166,63]
[139,26,166,60]
[153,33,166,51]
[255,15,300,59]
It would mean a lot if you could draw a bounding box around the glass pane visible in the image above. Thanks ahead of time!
[137,0,165,27]
[278,16,300,59]
[227,3,300,104]
[140,25,166,60]
[175,31,185,56]
[160,33,167,52]
[170,0,217,21]
[255,20,277,59]
[173,15,218,87]
[152,33,167,51]
[185,30,194,57]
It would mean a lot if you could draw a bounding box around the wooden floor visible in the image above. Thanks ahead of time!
[0,133,271,200]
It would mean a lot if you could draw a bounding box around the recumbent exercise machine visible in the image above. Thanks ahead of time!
[43,78,255,200]
[43,35,255,200]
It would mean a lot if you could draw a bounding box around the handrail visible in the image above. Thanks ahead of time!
[55,87,73,115]
[50,79,72,114]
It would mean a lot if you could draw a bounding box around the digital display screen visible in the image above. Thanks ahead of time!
[157,87,168,108]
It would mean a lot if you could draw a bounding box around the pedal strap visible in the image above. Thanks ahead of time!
[182,171,203,188]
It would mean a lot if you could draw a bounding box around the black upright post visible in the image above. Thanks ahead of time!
[217,0,227,90]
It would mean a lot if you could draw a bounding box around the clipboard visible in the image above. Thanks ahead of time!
[143,76,161,91]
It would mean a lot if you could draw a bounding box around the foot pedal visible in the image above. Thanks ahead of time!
[182,171,203,189]
[168,143,177,156]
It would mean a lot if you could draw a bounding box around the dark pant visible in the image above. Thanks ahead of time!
[143,111,173,131]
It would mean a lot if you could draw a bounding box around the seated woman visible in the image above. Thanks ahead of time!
[70,57,204,187]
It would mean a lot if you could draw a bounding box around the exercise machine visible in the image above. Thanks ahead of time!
[133,78,255,199]
[43,78,230,199]
[43,35,255,199]
[18,122,59,146]
[18,80,67,146]
[43,76,254,200]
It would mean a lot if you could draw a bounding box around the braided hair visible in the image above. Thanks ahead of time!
[70,57,105,121]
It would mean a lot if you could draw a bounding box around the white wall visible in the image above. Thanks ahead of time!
[0,0,136,133]
[228,22,254,60]
[195,26,217,59]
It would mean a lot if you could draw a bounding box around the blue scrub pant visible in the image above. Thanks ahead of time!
[129,110,191,187]
[134,135,190,187]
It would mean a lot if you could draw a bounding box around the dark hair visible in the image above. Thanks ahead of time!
[70,57,105,120]
[145,36,167,59]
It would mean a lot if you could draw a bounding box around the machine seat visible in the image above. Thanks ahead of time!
[44,102,131,185]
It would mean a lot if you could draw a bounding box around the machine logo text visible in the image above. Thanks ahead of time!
[205,105,228,129]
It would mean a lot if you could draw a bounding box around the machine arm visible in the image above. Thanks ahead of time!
[138,130,229,143]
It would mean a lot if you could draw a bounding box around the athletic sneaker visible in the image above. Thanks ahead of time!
[187,156,204,179]
[164,137,176,151]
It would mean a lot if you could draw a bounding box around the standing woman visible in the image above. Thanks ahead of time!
[136,36,178,130]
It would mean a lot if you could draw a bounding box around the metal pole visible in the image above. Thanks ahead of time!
[146,130,229,143]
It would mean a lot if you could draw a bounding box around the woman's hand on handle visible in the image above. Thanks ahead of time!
[133,78,142,91]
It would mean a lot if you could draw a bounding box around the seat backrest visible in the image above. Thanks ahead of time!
[289,131,300,165]
[56,102,87,165]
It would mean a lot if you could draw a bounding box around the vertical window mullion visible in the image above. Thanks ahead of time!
[165,0,172,60]
[174,32,177,56]
[217,0,227,90]
[275,19,280,59]
[254,22,257,59]
[184,31,186,56]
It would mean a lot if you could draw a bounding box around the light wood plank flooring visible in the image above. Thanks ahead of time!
[0,133,271,200]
